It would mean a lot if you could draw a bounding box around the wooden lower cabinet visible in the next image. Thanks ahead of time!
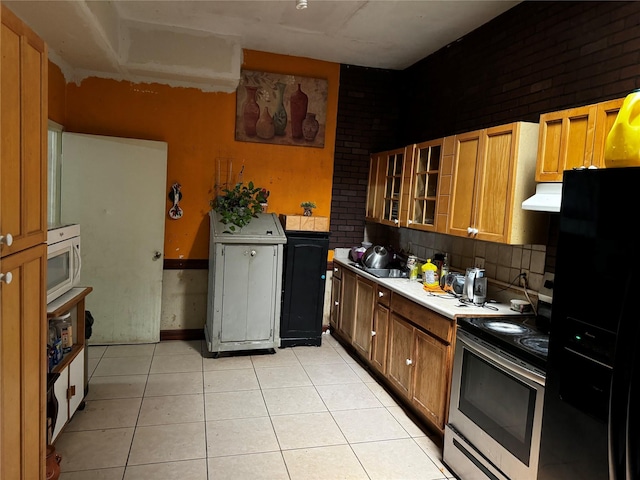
[412,329,451,430]
[331,265,456,436]
[371,303,389,374]
[387,314,414,397]
[385,300,455,434]
[339,269,357,341]
[330,268,342,331]
[0,244,46,480]
[352,276,375,359]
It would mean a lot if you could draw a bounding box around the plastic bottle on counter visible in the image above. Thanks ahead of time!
[422,259,440,290]
[440,254,449,288]
[605,89,640,168]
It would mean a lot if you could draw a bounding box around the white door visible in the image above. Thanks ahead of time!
[61,133,168,344]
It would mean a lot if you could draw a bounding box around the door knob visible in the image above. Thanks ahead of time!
[406,358,413,366]
[0,234,13,247]
[0,272,13,284]
[153,251,162,260]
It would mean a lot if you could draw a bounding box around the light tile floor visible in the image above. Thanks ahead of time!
[56,334,455,480]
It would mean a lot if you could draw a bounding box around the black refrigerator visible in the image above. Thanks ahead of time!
[538,167,640,479]
[279,230,329,347]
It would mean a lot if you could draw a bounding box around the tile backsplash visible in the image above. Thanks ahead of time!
[364,222,547,292]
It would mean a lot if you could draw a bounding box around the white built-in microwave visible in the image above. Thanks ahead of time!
[47,224,81,304]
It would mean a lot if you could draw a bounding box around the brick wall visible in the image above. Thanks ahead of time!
[401,1,640,143]
[328,65,402,250]
[330,1,640,250]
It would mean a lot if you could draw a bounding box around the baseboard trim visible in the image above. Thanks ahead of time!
[160,329,205,341]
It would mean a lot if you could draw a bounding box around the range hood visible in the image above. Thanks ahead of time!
[521,183,562,213]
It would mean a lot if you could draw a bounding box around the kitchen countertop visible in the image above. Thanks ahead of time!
[334,254,528,321]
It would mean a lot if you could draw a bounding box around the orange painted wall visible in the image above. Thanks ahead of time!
[54,50,340,260]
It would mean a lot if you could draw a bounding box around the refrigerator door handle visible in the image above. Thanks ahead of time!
[609,284,635,480]
[626,341,640,480]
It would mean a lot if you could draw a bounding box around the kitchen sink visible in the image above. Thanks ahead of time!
[366,268,408,278]
[349,262,408,278]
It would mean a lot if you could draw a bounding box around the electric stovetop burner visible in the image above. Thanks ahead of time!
[457,315,549,371]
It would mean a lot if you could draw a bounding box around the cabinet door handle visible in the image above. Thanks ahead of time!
[334,301,339,306]
[371,330,376,336]
[250,250,257,257]
[378,291,384,298]
[406,358,413,366]
[334,267,338,272]
[0,272,12,285]
[0,233,13,246]
[408,220,413,225]
[467,226,473,234]
[67,384,76,400]
[394,219,399,224]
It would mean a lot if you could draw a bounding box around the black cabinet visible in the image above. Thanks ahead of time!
[280,231,329,347]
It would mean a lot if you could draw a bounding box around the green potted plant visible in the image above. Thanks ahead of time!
[300,201,316,216]
[211,182,263,232]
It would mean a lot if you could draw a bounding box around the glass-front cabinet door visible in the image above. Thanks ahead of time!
[408,139,443,231]
[368,147,407,227]
[383,151,403,224]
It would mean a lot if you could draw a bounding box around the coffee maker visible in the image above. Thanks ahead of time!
[463,268,487,304]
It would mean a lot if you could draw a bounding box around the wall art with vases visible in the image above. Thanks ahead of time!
[235,69,328,148]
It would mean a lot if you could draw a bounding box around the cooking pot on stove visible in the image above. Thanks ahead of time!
[361,245,390,269]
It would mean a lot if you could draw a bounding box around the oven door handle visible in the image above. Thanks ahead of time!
[458,331,545,386]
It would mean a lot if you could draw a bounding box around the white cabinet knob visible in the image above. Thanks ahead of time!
[334,301,339,306]
[0,233,13,247]
[406,358,413,366]
[408,220,413,225]
[334,267,338,272]
[394,219,399,224]
[371,331,376,337]
[250,250,257,257]
[467,226,473,234]
[378,291,384,298]
[473,228,479,235]
[0,272,13,284]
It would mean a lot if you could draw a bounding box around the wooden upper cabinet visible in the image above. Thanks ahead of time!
[366,147,408,227]
[592,98,625,169]
[536,98,623,182]
[450,122,545,244]
[448,129,483,239]
[406,139,442,232]
[1,5,48,258]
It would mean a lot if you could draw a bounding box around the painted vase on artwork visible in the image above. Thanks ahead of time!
[290,83,308,139]
[302,113,320,141]
[272,82,288,136]
[242,86,260,137]
[256,107,275,139]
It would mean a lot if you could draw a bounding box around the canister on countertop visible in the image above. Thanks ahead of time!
[407,255,418,280]
[422,258,440,290]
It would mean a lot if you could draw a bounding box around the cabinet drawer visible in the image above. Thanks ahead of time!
[333,264,342,280]
[391,294,453,343]
[376,285,391,307]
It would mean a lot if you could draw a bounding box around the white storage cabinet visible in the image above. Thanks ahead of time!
[205,212,287,356]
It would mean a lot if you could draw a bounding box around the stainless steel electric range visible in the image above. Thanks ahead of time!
[444,274,553,480]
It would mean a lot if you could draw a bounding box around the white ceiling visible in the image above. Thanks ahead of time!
[5,0,520,92]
